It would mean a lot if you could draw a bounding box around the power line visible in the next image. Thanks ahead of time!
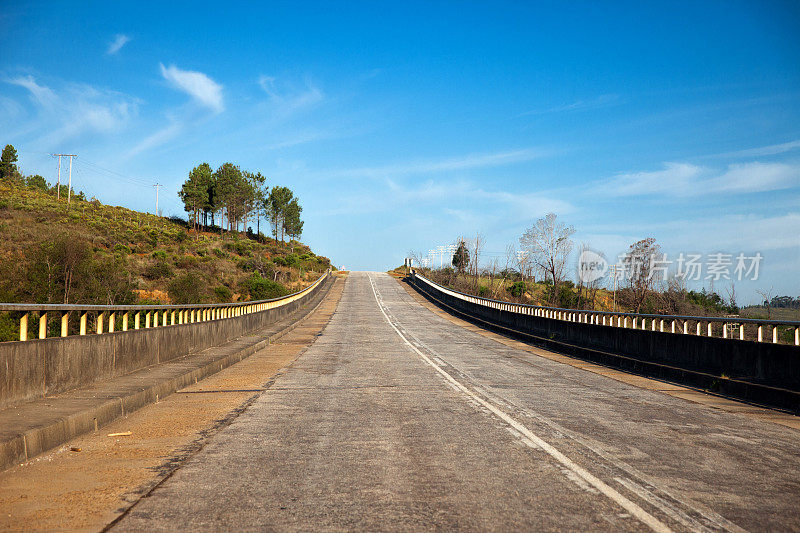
[51,154,76,203]
[74,157,152,187]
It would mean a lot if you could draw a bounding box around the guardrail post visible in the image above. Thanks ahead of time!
[96,312,104,334]
[145,311,151,328]
[659,319,664,332]
[80,312,87,335]
[109,312,115,333]
[39,312,47,339]
[772,326,778,344]
[740,324,745,341]
[682,321,688,334]
[723,323,728,339]
[123,312,129,331]
[757,325,763,342]
[707,322,713,337]
[61,312,69,337]
[696,322,701,336]
[623,317,628,328]
[19,313,28,341]
[671,320,676,333]
[171,310,176,325]
[795,327,799,346]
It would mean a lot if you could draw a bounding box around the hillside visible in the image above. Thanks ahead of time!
[0,183,332,339]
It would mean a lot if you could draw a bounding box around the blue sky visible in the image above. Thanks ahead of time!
[1,1,798,303]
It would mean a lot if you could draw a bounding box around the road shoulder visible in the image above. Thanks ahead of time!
[0,275,346,532]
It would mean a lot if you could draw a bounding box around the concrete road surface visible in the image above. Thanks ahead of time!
[113,272,800,532]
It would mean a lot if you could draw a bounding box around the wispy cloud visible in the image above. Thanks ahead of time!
[7,75,58,108]
[322,177,572,221]
[160,63,224,112]
[126,119,182,159]
[329,147,552,179]
[708,139,800,159]
[518,94,620,117]
[106,34,130,55]
[4,75,136,146]
[258,75,323,117]
[597,161,800,197]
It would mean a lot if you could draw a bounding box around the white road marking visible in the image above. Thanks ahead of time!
[367,274,673,533]
[393,281,742,533]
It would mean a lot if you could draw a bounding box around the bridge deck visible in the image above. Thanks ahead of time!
[111,272,800,532]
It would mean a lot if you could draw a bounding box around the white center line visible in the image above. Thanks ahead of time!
[368,274,672,533]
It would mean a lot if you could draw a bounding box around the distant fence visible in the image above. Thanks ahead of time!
[409,271,800,411]
[412,273,799,346]
[0,270,331,409]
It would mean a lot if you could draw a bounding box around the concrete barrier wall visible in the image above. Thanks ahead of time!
[410,274,800,410]
[0,274,331,410]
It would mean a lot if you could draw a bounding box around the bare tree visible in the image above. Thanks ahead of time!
[621,237,662,313]
[725,281,738,312]
[757,287,775,319]
[519,213,575,305]
[471,232,485,291]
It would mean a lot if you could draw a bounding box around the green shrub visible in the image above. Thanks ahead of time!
[143,260,173,280]
[477,285,489,297]
[152,250,168,260]
[175,255,199,269]
[168,272,203,303]
[241,273,287,300]
[507,281,527,298]
[114,244,131,255]
[213,248,227,259]
[214,285,232,302]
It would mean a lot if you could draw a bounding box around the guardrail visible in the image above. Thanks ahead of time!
[2,269,330,343]
[412,271,800,346]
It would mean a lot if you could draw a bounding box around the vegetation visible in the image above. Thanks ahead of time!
[407,212,793,325]
[178,161,302,242]
[0,145,331,342]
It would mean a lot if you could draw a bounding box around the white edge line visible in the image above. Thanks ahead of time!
[367,275,672,533]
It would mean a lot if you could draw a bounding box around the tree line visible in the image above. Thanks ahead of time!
[178,162,303,243]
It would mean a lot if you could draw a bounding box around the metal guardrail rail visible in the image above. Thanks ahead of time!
[1,269,330,342]
[412,271,800,346]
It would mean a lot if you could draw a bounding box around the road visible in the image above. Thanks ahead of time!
[113,272,800,532]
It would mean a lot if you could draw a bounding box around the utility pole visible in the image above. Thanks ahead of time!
[153,183,163,216]
[56,155,61,199]
[611,264,620,312]
[51,154,76,201]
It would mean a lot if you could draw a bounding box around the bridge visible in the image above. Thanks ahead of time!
[1,271,799,531]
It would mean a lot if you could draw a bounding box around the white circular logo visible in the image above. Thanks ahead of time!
[577,249,608,283]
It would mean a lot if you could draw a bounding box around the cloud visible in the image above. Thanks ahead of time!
[125,120,182,159]
[710,139,800,159]
[258,75,323,116]
[7,75,58,108]
[322,177,572,221]
[518,94,621,117]
[597,161,800,197]
[106,34,131,55]
[329,147,552,180]
[159,63,224,112]
[4,75,136,146]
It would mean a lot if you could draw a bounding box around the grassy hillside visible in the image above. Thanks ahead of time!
[0,184,331,312]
